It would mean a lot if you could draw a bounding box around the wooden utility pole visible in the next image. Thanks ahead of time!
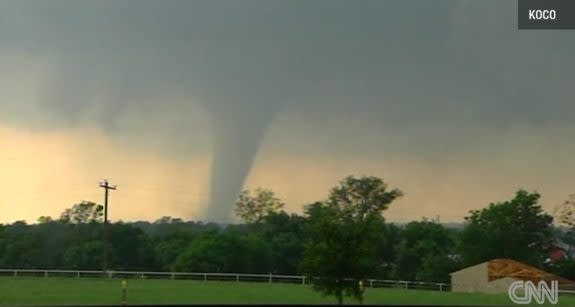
[100,179,117,273]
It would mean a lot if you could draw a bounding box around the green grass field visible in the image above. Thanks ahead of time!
[0,277,574,306]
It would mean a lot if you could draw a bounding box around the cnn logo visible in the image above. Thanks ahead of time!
[508,280,558,305]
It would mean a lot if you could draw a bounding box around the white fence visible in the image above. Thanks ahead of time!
[1,269,574,296]
[0,269,450,291]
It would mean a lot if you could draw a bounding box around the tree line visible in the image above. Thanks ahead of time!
[0,176,574,304]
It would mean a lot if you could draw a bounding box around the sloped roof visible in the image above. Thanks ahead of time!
[488,259,574,285]
[554,240,571,251]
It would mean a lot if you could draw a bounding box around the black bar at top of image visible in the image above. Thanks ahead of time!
[518,0,575,29]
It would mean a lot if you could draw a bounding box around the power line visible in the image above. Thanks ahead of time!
[99,179,117,273]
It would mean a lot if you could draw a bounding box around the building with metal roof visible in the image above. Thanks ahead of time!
[450,259,575,294]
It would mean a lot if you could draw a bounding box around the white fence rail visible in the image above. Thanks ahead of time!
[0,269,450,291]
[1,269,574,295]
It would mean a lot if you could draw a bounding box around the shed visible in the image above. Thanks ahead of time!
[450,259,574,294]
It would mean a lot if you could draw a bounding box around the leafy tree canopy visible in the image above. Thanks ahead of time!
[234,187,285,224]
[59,201,104,224]
[459,190,554,267]
[300,176,402,304]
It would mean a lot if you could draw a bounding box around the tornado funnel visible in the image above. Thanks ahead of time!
[205,112,273,222]
[197,69,292,222]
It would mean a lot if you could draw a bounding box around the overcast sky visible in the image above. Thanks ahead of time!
[1,0,574,223]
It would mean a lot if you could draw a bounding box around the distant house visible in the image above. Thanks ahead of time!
[450,259,575,294]
[547,246,568,263]
[545,240,574,264]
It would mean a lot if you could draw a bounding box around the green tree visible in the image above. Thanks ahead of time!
[172,232,272,273]
[37,216,54,224]
[374,223,401,279]
[392,220,456,282]
[548,258,575,281]
[300,176,402,304]
[153,216,184,225]
[35,222,72,269]
[0,221,42,269]
[59,201,104,224]
[258,211,306,274]
[459,190,554,267]
[62,241,103,270]
[108,223,157,270]
[234,187,285,224]
[154,231,195,271]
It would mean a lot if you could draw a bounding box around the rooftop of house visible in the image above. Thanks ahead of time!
[488,259,574,285]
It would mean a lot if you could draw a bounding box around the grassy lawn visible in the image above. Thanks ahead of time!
[0,277,573,306]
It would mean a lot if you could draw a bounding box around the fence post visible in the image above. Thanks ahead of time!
[44,271,48,279]
[236,274,239,282]
[171,273,174,280]
[77,271,80,278]
[439,284,443,292]
[302,276,306,285]
[204,274,207,282]
[268,273,272,284]
[369,279,374,288]
[404,281,408,289]
[121,280,128,306]
[14,270,17,277]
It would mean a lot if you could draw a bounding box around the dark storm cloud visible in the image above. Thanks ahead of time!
[1,0,575,221]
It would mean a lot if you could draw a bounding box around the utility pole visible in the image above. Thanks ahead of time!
[100,179,117,273]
